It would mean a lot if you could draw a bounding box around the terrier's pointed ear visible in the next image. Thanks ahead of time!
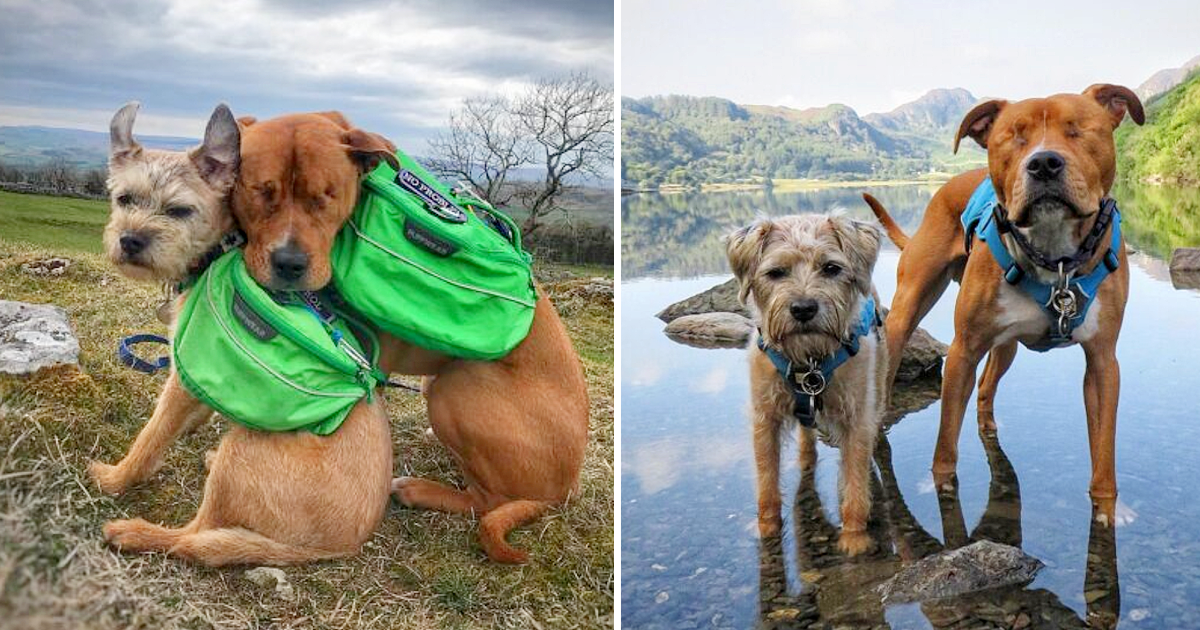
[189,103,240,190]
[829,217,882,295]
[1083,84,1145,127]
[343,128,399,173]
[109,101,143,165]
[954,99,1007,153]
[725,219,774,305]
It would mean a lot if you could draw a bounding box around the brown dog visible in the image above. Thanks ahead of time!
[92,104,392,566]
[862,84,1144,525]
[231,111,590,563]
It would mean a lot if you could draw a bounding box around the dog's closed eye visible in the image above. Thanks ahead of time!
[765,267,789,280]
[165,205,194,219]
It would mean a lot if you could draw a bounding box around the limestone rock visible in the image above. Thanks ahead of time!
[244,566,295,601]
[894,327,948,384]
[663,312,753,348]
[877,540,1044,604]
[0,301,80,375]
[656,278,749,322]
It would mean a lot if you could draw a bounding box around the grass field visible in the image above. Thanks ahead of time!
[0,192,614,629]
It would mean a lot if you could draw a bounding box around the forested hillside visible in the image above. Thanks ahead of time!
[1117,71,1200,186]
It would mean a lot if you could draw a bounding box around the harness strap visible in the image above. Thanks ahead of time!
[965,179,1123,351]
[117,333,171,373]
[757,296,880,427]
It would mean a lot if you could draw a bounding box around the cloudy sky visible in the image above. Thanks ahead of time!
[0,0,613,144]
[623,0,1199,114]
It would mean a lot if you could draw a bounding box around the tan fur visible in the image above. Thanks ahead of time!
[727,214,888,556]
[90,103,392,566]
[862,85,1143,525]
[233,112,590,563]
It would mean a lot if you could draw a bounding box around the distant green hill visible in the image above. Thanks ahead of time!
[621,90,985,188]
[0,126,198,170]
[1116,71,1200,186]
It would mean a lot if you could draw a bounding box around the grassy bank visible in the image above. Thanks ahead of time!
[0,198,613,627]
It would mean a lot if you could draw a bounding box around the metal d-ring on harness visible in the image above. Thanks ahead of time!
[962,179,1123,351]
[757,296,880,428]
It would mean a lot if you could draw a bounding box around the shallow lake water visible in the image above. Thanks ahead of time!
[620,185,1200,629]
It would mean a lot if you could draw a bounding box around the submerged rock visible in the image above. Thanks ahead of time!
[656,278,749,322]
[877,540,1044,604]
[0,300,80,375]
[894,327,948,384]
[663,312,753,348]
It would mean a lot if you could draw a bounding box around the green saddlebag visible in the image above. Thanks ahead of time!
[172,250,385,435]
[330,149,536,360]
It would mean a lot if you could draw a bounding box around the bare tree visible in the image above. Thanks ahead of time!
[427,72,613,236]
[514,73,613,235]
[428,96,528,208]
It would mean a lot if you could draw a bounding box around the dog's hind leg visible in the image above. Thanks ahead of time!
[479,499,550,564]
[89,372,211,494]
[391,477,478,514]
[886,249,956,388]
[976,340,1018,433]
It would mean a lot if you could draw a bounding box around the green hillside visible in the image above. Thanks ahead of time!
[1116,71,1200,186]
[621,91,985,188]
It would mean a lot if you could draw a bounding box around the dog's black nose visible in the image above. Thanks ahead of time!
[270,245,309,282]
[119,232,147,256]
[790,298,819,322]
[1026,150,1066,181]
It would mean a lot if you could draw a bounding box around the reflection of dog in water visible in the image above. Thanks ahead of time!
[756,430,1120,629]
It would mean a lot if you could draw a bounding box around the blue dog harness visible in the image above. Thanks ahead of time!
[961,179,1122,351]
[756,296,881,427]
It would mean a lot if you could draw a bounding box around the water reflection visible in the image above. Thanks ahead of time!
[756,431,1120,629]
[621,185,936,278]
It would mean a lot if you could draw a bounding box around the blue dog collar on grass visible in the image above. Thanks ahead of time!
[118,333,171,373]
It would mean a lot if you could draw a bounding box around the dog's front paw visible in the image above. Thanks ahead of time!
[838,529,873,556]
[89,461,128,495]
[756,512,782,538]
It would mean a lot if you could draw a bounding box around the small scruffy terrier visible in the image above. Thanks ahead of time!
[103,102,240,286]
[727,214,888,556]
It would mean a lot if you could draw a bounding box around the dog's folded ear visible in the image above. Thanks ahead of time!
[110,101,143,165]
[725,219,774,305]
[190,103,240,191]
[1083,84,1145,127]
[343,128,400,173]
[954,99,1007,153]
[828,217,882,295]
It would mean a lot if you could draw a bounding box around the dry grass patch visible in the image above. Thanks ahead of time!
[0,239,613,629]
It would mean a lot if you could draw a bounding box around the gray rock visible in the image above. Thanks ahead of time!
[895,327,948,384]
[663,312,752,348]
[656,278,749,322]
[1169,248,1200,290]
[877,541,1044,604]
[0,300,80,375]
[244,566,295,601]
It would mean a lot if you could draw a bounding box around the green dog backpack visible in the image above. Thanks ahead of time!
[330,149,537,360]
[172,250,386,435]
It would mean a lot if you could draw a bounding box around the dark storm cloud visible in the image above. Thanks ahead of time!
[0,0,613,144]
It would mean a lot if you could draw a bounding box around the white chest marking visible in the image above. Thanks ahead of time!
[992,281,1103,346]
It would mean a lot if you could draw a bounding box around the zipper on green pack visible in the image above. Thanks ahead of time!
[359,172,527,265]
[229,265,362,378]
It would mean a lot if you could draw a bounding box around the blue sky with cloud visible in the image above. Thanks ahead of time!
[0,0,613,145]
[623,0,1198,113]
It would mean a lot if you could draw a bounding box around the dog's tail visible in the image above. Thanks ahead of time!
[479,500,551,564]
[862,193,909,250]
